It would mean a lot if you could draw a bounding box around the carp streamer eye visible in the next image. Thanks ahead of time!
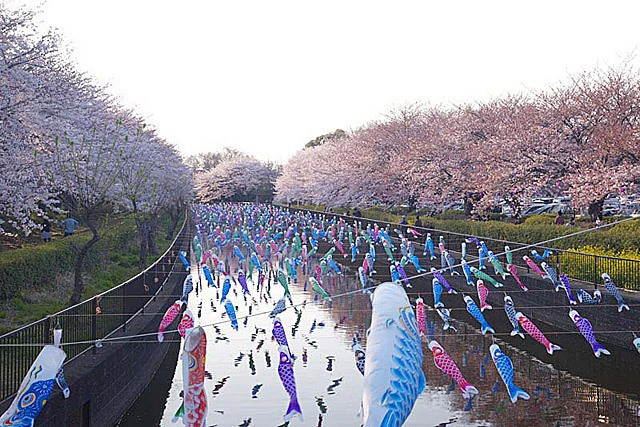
[20,392,37,408]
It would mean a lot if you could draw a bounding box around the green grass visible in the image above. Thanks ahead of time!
[0,213,182,335]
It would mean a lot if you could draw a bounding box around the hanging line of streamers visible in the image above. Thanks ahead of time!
[1,206,630,426]
[25,301,640,319]
[3,328,640,348]
[302,206,604,252]
[196,205,638,421]
[92,286,620,297]
[198,205,637,422]
[301,207,628,280]
[0,213,636,349]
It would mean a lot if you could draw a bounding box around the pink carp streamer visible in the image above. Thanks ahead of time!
[429,340,478,398]
[516,312,562,355]
[416,297,427,338]
[476,280,492,312]
[158,300,184,342]
[178,309,195,338]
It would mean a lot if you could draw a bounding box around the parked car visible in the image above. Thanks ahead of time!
[602,206,620,217]
[501,205,513,217]
[521,202,571,216]
[442,200,465,212]
[554,196,572,203]
[531,197,554,205]
[521,204,548,215]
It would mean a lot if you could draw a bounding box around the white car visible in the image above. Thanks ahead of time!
[522,203,571,216]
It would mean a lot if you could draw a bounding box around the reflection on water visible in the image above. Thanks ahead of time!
[119,264,640,426]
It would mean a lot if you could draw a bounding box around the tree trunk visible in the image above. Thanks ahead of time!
[464,197,474,218]
[148,215,159,256]
[166,204,181,239]
[407,196,417,213]
[588,199,604,222]
[138,219,149,268]
[69,222,100,305]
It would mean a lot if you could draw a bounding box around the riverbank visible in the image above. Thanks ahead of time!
[0,213,183,334]
[287,203,640,259]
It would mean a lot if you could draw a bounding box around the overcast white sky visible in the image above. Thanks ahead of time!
[18,0,640,162]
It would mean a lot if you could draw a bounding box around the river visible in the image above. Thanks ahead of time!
[118,263,640,426]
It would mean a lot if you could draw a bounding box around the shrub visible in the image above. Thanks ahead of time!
[523,214,555,225]
[435,210,467,220]
[558,245,640,290]
[287,204,640,253]
[359,209,400,223]
[0,218,137,300]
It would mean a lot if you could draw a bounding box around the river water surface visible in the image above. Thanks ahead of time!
[118,264,640,426]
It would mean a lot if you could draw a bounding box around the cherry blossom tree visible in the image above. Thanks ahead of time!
[538,66,640,210]
[0,5,62,234]
[48,115,133,303]
[0,3,193,303]
[276,65,640,214]
[116,125,192,265]
[196,156,278,203]
[185,147,245,173]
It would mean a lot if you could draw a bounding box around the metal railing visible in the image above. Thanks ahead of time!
[285,206,640,291]
[0,215,190,403]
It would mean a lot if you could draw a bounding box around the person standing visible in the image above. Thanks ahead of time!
[588,198,604,223]
[399,215,408,235]
[61,216,79,237]
[414,214,423,228]
[41,218,51,242]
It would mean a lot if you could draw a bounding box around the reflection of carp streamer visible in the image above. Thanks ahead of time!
[352,337,366,375]
[362,282,425,426]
